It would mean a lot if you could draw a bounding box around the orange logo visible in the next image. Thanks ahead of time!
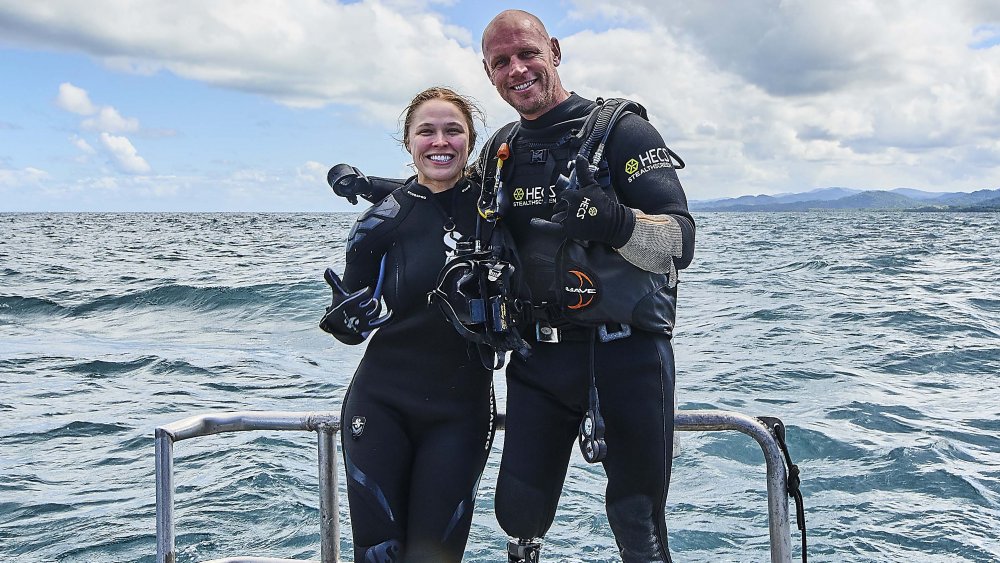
[565,270,598,309]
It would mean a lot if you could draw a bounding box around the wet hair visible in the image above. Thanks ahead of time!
[401,87,485,156]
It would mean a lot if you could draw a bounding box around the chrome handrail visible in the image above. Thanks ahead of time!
[675,410,793,562]
[156,410,794,563]
[155,412,342,563]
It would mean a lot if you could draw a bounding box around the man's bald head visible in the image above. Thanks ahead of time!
[481,10,549,52]
[481,10,569,120]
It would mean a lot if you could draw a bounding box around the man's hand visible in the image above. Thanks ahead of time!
[319,268,392,345]
[534,155,636,247]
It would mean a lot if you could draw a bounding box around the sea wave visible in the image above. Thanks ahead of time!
[1,211,999,562]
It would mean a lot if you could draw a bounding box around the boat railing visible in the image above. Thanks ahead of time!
[155,409,794,563]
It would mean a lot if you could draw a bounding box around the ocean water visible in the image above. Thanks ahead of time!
[1,211,998,563]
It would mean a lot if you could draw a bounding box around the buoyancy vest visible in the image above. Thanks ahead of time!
[474,98,684,336]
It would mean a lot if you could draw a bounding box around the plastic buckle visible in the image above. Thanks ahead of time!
[535,321,560,343]
[598,323,631,342]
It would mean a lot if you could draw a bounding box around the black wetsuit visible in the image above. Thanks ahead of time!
[340,179,497,563]
[489,94,695,562]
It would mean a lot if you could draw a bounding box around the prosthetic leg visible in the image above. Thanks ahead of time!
[507,538,541,562]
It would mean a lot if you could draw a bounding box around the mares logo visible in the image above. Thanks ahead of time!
[564,269,598,310]
[343,310,360,331]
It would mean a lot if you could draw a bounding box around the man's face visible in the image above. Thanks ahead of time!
[482,19,565,120]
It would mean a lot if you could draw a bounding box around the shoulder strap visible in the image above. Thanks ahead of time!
[576,97,685,170]
[480,99,644,184]
[474,121,519,184]
[478,98,683,201]
[475,121,519,223]
[577,97,648,166]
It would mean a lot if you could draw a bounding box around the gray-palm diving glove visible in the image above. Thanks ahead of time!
[319,267,392,345]
[534,155,636,247]
[327,163,410,205]
[327,164,372,205]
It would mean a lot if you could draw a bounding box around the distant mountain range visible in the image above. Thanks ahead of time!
[690,187,1000,212]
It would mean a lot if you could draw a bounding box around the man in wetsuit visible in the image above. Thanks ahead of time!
[479,10,695,562]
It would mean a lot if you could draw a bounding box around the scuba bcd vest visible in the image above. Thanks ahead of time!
[475,97,685,336]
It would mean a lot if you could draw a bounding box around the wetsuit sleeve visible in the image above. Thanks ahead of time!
[605,114,695,274]
[367,176,410,203]
[342,192,404,292]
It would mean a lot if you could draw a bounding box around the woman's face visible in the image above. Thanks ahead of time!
[406,98,471,192]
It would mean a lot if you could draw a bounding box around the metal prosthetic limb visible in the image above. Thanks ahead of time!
[507,538,541,563]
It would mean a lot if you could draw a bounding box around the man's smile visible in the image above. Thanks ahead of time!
[511,79,537,92]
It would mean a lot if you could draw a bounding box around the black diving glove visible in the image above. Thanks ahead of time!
[319,268,392,345]
[534,155,636,247]
[327,164,372,205]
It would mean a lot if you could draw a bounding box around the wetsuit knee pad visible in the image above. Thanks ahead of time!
[362,538,403,563]
[495,471,556,540]
[606,495,671,563]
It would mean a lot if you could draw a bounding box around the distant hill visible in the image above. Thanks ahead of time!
[888,188,960,200]
[691,188,1000,212]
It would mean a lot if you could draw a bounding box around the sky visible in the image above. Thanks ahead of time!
[1,0,1000,212]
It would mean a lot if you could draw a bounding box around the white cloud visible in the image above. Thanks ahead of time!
[54,82,142,136]
[53,84,146,171]
[6,1,1000,198]
[227,168,276,184]
[558,0,1000,196]
[297,160,327,184]
[99,133,151,174]
[71,135,96,154]
[82,106,140,133]
[3,1,510,124]
[0,166,49,187]
[56,82,97,115]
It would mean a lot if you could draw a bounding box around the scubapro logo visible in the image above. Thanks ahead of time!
[564,270,598,310]
[625,158,639,175]
[343,310,359,331]
[351,416,366,438]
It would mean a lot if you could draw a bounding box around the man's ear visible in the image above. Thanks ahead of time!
[551,38,562,66]
[482,59,493,83]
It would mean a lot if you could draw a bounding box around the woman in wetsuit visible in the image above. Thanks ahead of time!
[319,87,495,563]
